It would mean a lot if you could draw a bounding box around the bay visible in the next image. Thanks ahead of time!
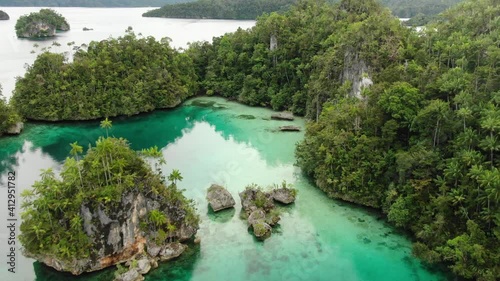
[0,7,255,99]
[0,97,451,281]
[0,7,451,281]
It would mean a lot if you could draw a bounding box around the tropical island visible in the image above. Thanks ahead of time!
[15,9,70,38]
[0,10,9,20]
[11,30,196,121]
[20,119,199,279]
[4,0,499,280]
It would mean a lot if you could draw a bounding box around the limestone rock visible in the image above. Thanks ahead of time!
[114,268,144,281]
[265,211,281,226]
[252,221,272,240]
[6,122,24,135]
[271,111,294,121]
[0,10,9,20]
[146,242,162,258]
[279,125,300,132]
[239,188,274,216]
[247,209,266,225]
[207,184,235,212]
[340,52,373,99]
[271,188,297,204]
[19,21,56,38]
[158,242,187,262]
[136,258,151,275]
[24,191,198,275]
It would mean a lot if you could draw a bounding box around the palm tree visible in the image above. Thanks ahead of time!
[69,141,84,188]
[168,169,183,185]
[100,117,112,137]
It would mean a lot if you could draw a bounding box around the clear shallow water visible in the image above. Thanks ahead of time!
[0,97,451,281]
[0,7,255,99]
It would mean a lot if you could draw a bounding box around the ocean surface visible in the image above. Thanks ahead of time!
[0,7,255,100]
[0,96,451,281]
[0,7,450,281]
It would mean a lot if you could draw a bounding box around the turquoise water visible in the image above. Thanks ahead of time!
[0,97,451,281]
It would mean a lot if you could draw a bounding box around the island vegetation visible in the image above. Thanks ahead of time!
[0,0,193,7]
[185,0,499,279]
[15,9,70,38]
[12,30,196,121]
[20,119,199,276]
[0,85,23,136]
[8,0,500,278]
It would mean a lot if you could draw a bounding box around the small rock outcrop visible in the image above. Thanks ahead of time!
[83,27,94,31]
[0,10,9,20]
[207,184,235,212]
[239,184,296,240]
[115,268,143,281]
[6,122,24,135]
[271,187,297,204]
[271,111,294,121]
[340,51,373,99]
[279,125,300,132]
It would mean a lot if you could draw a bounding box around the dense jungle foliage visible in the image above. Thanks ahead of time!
[185,0,499,279]
[0,0,193,7]
[20,121,198,260]
[0,85,22,136]
[143,0,462,20]
[15,9,70,37]
[12,31,196,121]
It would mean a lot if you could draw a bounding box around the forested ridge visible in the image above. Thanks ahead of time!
[0,0,193,7]
[186,0,499,279]
[143,0,295,20]
[0,85,22,136]
[143,0,463,20]
[11,30,196,121]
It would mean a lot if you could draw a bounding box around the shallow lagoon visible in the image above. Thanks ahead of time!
[0,97,450,281]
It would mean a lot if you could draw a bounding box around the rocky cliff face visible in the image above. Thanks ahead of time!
[0,10,9,20]
[6,122,24,135]
[340,51,373,99]
[18,21,56,38]
[24,191,198,275]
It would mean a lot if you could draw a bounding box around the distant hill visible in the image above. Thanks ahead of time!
[143,0,464,20]
[379,0,463,18]
[143,0,295,20]
[0,0,194,7]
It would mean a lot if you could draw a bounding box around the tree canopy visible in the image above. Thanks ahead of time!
[11,31,196,121]
[183,0,499,279]
[20,123,198,261]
